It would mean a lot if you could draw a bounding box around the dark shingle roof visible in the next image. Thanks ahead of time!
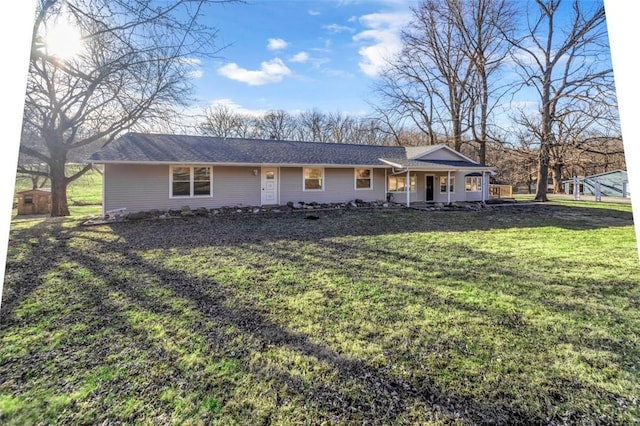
[89,133,494,172]
[89,133,406,166]
[379,158,491,169]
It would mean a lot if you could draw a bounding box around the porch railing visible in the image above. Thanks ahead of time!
[489,184,513,199]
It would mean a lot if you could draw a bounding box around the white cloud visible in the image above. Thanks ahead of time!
[308,9,321,16]
[217,58,291,86]
[353,12,409,77]
[290,52,310,63]
[323,23,355,34]
[267,38,289,51]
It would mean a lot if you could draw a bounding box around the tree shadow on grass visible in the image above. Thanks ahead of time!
[1,206,638,424]
[1,218,72,317]
[59,233,553,425]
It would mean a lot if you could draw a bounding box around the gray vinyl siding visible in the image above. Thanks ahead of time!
[212,167,261,207]
[279,167,387,204]
[416,149,463,161]
[103,163,486,213]
[104,164,260,212]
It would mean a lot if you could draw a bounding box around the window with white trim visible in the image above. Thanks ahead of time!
[388,174,416,192]
[303,167,324,190]
[355,168,373,190]
[171,166,212,197]
[440,176,455,193]
[465,176,482,192]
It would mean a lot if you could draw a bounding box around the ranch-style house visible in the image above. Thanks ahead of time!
[88,132,495,215]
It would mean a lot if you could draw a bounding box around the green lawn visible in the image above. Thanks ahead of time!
[1,191,639,423]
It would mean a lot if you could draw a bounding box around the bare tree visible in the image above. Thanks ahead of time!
[374,0,513,159]
[324,112,355,144]
[350,119,393,146]
[450,0,516,165]
[573,137,625,176]
[490,130,539,192]
[199,104,247,138]
[507,0,613,201]
[378,0,472,150]
[23,0,231,216]
[371,67,441,146]
[253,110,296,140]
[295,109,331,142]
[548,102,620,192]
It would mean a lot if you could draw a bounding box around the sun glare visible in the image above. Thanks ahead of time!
[45,20,83,60]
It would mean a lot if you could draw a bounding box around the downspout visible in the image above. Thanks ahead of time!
[447,170,451,205]
[406,169,410,207]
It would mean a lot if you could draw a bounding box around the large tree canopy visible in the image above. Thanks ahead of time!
[507,0,616,201]
[22,0,230,216]
[373,0,515,161]
[372,0,618,191]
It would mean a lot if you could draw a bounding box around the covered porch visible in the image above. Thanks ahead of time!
[380,159,494,207]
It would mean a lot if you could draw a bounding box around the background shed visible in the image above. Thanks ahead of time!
[563,170,630,198]
[17,188,52,215]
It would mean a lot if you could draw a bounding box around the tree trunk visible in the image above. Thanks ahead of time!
[534,142,550,201]
[478,67,489,166]
[552,163,563,193]
[49,162,70,217]
[535,60,553,202]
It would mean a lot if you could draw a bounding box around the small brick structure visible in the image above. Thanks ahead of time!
[16,188,52,215]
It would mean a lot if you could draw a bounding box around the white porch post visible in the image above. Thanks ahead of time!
[482,172,486,202]
[101,163,106,218]
[447,170,451,204]
[406,169,410,207]
[385,168,388,202]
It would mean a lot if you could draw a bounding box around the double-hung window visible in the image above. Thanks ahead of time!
[171,166,212,197]
[440,176,455,193]
[465,176,482,192]
[303,167,324,190]
[355,168,373,190]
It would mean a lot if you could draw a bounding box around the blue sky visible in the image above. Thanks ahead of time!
[186,0,613,123]
[190,0,417,116]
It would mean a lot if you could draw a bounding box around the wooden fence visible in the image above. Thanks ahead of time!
[489,184,513,199]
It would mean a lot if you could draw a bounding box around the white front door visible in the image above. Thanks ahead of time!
[261,167,278,205]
